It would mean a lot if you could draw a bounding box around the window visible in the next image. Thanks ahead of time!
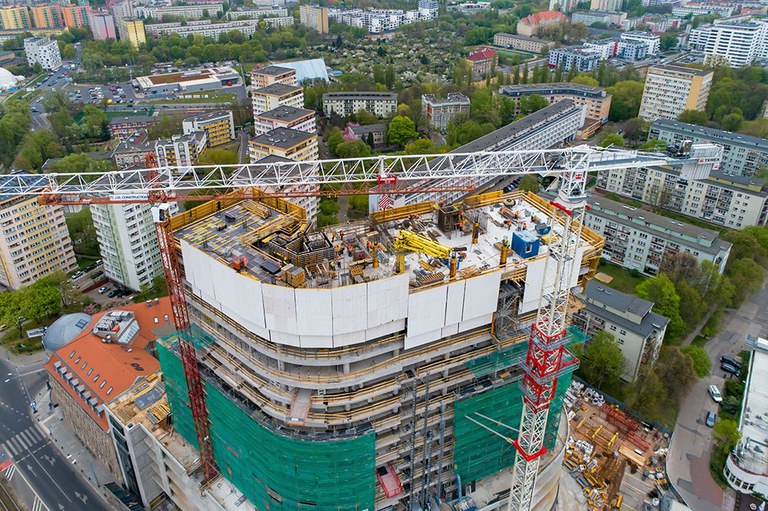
[100,381,106,389]
[74,357,81,364]
[87,368,93,376]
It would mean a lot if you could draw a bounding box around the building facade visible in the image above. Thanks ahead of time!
[299,5,328,33]
[547,46,601,72]
[493,33,555,53]
[590,0,622,12]
[29,5,63,29]
[254,106,316,136]
[109,115,154,141]
[0,174,77,290]
[118,18,145,49]
[571,10,627,26]
[620,31,661,54]
[62,5,89,29]
[649,119,768,178]
[252,83,304,116]
[516,10,567,37]
[182,110,235,148]
[584,195,732,275]
[250,65,298,88]
[248,127,319,162]
[638,65,713,122]
[89,11,116,40]
[135,3,223,20]
[322,91,398,118]
[499,83,612,123]
[0,6,32,30]
[703,20,768,68]
[465,47,496,78]
[226,7,290,20]
[24,37,61,70]
[155,132,208,169]
[422,93,471,131]
[574,281,669,381]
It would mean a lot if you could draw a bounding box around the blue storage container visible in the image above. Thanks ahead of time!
[512,230,540,259]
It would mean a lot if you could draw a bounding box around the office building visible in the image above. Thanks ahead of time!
[0,173,77,290]
[0,6,32,30]
[155,131,208,169]
[29,5,63,29]
[703,20,768,68]
[252,83,304,116]
[248,127,318,162]
[118,18,145,49]
[133,66,240,95]
[620,31,661,54]
[44,300,172,484]
[638,65,713,122]
[584,195,732,275]
[499,83,612,125]
[226,7,290,20]
[724,335,768,495]
[422,93,471,131]
[493,33,556,53]
[596,163,768,229]
[322,91,398,118]
[62,5,89,29]
[571,10,627,26]
[254,105,316,136]
[516,10,567,36]
[574,281,669,381]
[89,10,116,40]
[649,119,768,177]
[135,3,223,20]
[23,37,61,70]
[250,65,298,88]
[547,46,601,72]
[299,5,328,33]
[182,110,235,148]
[590,0,622,12]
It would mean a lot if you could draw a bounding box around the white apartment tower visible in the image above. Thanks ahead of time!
[639,65,713,121]
[703,20,768,68]
[23,37,62,70]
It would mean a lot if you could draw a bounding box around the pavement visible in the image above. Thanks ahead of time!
[667,280,768,511]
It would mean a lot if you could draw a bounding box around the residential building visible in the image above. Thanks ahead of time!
[500,83,612,123]
[254,105,316,136]
[548,0,579,13]
[109,0,133,23]
[465,47,496,78]
[0,173,77,290]
[547,46,601,72]
[135,3,223,20]
[571,10,627,26]
[89,10,116,40]
[182,110,235,148]
[724,334,768,495]
[328,5,436,33]
[299,5,328,33]
[346,123,387,147]
[638,65,713,122]
[0,6,32,30]
[322,91,398,118]
[29,5,63,29]
[687,25,711,50]
[62,5,89,29]
[248,127,318,162]
[23,37,61,70]
[133,66,240,95]
[44,300,172,484]
[703,20,768,68]
[590,0,621,12]
[672,3,735,17]
[155,131,208,169]
[597,163,768,229]
[108,115,155,141]
[516,10,567,37]
[250,65,298,88]
[493,33,556,53]
[418,0,439,19]
[252,83,304,116]
[226,7,290,20]
[583,39,619,60]
[144,18,293,39]
[620,31,661,54]
[584,194,732,275]
[649,119,768,177]
[574,281,668,381]
[422,93,471,131]
[617,39,648,61]
[118,18,145,49]
[111,130,155,169]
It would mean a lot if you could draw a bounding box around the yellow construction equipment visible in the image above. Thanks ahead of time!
[393,230,453,259]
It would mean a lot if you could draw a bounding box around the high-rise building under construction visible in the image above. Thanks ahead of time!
[157,189,603,510]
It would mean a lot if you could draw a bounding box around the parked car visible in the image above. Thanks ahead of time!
[705,411,716,428]
[98,286,109,294]
[721,355,742,369]
[107,289,119,298]
[721,362,740,376]
[708,385,722,403]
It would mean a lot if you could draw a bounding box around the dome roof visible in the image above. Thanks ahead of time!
[42,313,92,352]
[0,67,22,89]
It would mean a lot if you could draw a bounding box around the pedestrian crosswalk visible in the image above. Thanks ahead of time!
[3,464,15,481]
[32,494,46,511]
[0,424,48,458]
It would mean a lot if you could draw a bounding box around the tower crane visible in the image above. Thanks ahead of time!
[18,142,722,510]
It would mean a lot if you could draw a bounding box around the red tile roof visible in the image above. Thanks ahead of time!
[520,10,568,26]
[45,298,173,431]
[467,47,496,61]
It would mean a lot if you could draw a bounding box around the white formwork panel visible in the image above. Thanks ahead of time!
[231,275,266,329]
[407,285,448,338]
[270,330,301,347]
[181,241,217,304]
[445,280,466,326]
[570,246,586,288]
[458,313,494,333]
[442,323,459,337]
[520,256,547,314]
[263,284,298,335]
[295,288,333,337]
[365,319,406,342]
[404,329,442,350]
[300,334,334,348]
[331,283,367,335]
[332,330,362,347]
[366,275,409,329]
[462,271,501,321]
[220,302,270,340]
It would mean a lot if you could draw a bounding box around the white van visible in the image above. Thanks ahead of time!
[709,385,722,403]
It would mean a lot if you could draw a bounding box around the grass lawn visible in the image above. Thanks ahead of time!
[596,260,647,295]
[145,93,237,105]
[692,335,708,347]
[1,317,57,354]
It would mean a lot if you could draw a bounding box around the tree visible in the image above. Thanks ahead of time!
[579,331,625,390]
[677,109,709,126]
[518,175,540,194]
[20,279,62,323]
[520,94,549,115]
[636,274,685,342]
[655,345,697,400]
[607,81,644,121]
[147,113,185,139]
[66,208,99,257]
[740,118,768,139]
[639,139,669,152]
[404,138,436,154]
[713,419,741,451]
[660,32,678,51]
[675,279,707,330]
[625,365,665,418]
[199,148,238,165]
[720,111,743,132]
[334,139,371,158]
[326,129,344,156]
[348,195,368,219]
[622,117,648,147]
[680,345,712,378]
[600,133,625,147]
[387,116,418,148]
[571,74,599,87]
[727,257,765,306]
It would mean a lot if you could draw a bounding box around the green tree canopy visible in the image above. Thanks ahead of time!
[677,109,710,126]
[606,81,644,121]
[518,175,540,193]
[571,74,599,87]
[335,139,372,158]
[680,345,712,378]
[387,115,418,148]
[600,133,625,148]
[199,148,238,165]
[636,273,685,343]
[578,331,625,390]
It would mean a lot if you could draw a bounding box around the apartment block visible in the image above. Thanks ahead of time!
[108,115,154,141]
[322,91,398,118]
[155,131,207,169]
[703,20,768,68]
[422,92,471,131]
[89,11,116,40]
[62,5,89,29]
[597,164,768,229]
[226,7,290,20]
[465,47,496,78]
[248,127,318,162]
[620,31,661,54]
[182,110,235,148]
[574,281,669,381]
[571,10,627,26]
[516,10,567,37]
[328,5,436,33]
[254,105,316,136]
[30,5,63,29]
[493,33,556,53]
[547,46,601,72]
[347,124,386,146]
[250,65,298,88]
[135,3,223,20]
[111,130,155,169]
[252,83,304,116]
[499,83,612,123]
[24,37,61,70]
[0,174,77,290]
[584,195,732,275]
[590,0,622,12]
[0,6,32,30]
[145,19,292,39]
[638,65,713,122]
[649,119,768,177]
[299,5,329,33]
[118,18,145,49]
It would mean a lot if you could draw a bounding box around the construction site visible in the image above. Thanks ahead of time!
[154,188,602,511]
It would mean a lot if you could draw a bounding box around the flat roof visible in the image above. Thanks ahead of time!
[251,127,315,149]
[183,110,232,123]
[732,338,768,476]
[648,64,713,76]
[253,83,303,97]
[500,82,606,96]
[255,105,314,123]
[651,118,768,152]
[322,91,398,101]
[253,65,295,76]
[494,32,552,44]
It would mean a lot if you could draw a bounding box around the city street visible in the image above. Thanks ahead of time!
[0,356,112,511]
[667,281,768,511]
